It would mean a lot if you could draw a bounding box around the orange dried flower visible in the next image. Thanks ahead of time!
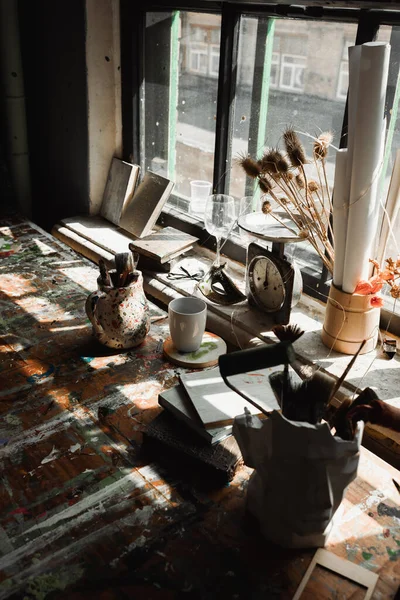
[370,295,384,308]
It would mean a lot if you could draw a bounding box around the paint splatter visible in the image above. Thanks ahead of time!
[387,547,400,561]
[27,364,55,384]
[378,502,400,519]
[69,443,81,454]
[41,446,60,465]
[185,341,218,360]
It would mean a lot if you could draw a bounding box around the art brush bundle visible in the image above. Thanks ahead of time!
[97,246,140,289]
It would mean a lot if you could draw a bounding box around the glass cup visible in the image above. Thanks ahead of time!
[204,194,236,267]
[189,180,212,218]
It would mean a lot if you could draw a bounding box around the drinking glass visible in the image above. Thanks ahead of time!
[204,194,236,267]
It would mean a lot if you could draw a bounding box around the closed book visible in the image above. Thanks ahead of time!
[142,411,242,484]
[129,227,198,264]
[119,171,175,238]
[158,385,232,445]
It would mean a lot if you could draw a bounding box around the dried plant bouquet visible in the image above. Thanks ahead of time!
[239,128,334,274]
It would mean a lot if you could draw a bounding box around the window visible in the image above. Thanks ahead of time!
[126,4,400,334]
[280,54,306,92]
[188,42,208,74]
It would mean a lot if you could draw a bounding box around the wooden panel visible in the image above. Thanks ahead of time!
[51,224,115,267]
[119,171,175,238]
[100,158,140,226]
[60,215,134,255]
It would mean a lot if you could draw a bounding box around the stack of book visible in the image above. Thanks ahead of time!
[143,367,280,483]
[128,226,198,272]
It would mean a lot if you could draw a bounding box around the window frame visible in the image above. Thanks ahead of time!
[120,0,400,336]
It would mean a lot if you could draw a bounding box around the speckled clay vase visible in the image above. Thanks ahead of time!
[85,272,150,349]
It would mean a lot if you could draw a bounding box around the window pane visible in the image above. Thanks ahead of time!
[142,11,220,209]
[229,17,358,276]
[376,25,400,313]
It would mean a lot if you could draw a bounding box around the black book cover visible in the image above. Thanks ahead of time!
[142,411,242,484]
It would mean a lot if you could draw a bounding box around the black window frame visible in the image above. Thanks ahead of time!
[121,0,400,335]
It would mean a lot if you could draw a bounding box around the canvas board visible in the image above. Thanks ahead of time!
[180,367,279,429]
[100,158,140,226]
[119,171,175,238]
[293,548,378,600]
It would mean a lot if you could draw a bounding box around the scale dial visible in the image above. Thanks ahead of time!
[248,255,286,312]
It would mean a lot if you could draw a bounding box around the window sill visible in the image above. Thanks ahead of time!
[53,214,400,468]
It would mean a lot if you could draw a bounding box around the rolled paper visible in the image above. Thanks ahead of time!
[346,44,362,187]
[332,149,349,288]
[376,148,400,266]
[342,42,391,294]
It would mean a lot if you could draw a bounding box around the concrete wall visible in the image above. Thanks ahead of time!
[18,0,122,230]
[19,0,89,230]
[86,0,122,215]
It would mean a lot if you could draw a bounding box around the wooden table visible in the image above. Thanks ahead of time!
[0,217,400,599]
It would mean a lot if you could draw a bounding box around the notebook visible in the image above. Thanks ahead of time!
[158,384,232,445]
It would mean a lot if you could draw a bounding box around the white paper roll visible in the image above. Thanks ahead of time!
[342,42,391,293]
[332,149,349,288]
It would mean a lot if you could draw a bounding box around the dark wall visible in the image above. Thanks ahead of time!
[18,0,89,231]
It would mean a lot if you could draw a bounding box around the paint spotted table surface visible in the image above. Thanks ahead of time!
[0,217,400,600]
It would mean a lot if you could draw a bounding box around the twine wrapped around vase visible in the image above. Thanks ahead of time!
[321,284,380,355]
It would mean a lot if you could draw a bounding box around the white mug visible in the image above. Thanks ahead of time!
[168,297,207,352]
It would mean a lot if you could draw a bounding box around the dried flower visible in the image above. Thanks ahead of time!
[283,128,307,167]
[239,155,261,179]
[259,149,290,176]
[258,177,272,194]
[354,276,384,295]
[370,295,384,308]
[390,284,400,299]
[236,124,334,275]
[295,174,305,189]
[308,180,319,193]
[313,131,333,160]
[356,256,400,300]
[262,200,272,214]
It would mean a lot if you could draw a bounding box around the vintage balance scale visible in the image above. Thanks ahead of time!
[198,209,306,326]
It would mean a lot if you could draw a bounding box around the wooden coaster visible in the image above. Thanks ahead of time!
[163,332,227,369]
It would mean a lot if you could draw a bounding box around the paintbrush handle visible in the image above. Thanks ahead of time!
[98,258,112,287]
[115,252,131,287]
